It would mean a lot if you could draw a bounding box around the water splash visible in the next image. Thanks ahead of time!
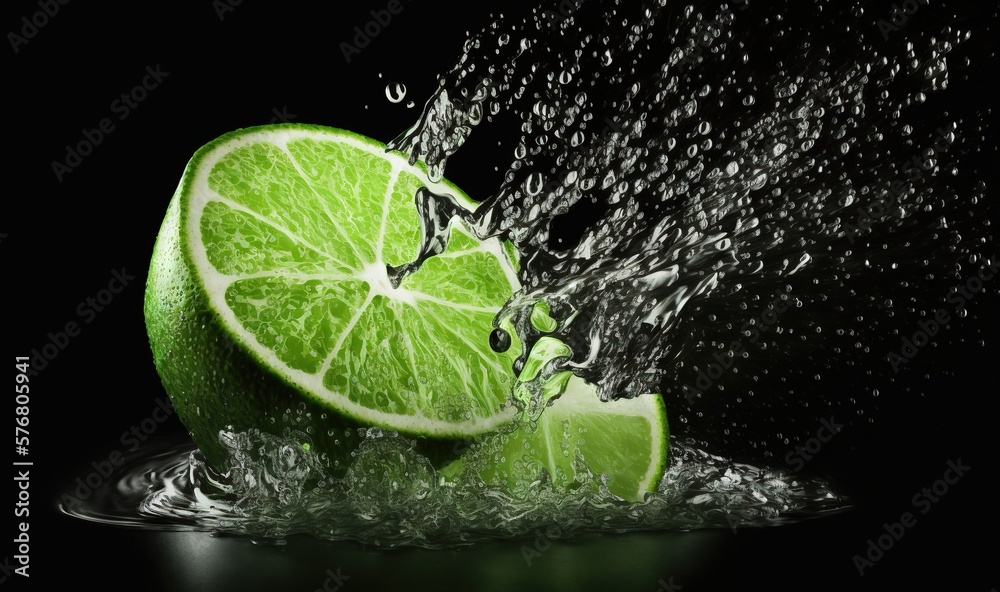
[386,0,995,451]
[60,430,848,548]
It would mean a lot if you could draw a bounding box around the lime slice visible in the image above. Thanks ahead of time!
[145,124,521,468]
[441,375,668,502]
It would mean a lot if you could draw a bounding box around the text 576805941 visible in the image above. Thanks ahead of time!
[12,357,31,579]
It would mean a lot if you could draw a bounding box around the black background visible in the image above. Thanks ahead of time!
[3,1,998,591]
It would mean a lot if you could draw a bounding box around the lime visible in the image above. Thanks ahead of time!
[441,375,668,502]
[144,124,521,469]
[144,123,669,497]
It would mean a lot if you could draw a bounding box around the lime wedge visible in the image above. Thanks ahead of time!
[145,124,521,468]
[441,375,668,502]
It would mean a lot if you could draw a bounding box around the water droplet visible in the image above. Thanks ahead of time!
[526,172,545,195]
[385,82,407,104]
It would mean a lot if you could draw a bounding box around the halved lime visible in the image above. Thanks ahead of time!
[145,123,669,497]
[145,124,521,468]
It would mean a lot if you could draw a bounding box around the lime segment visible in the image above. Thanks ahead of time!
[442,376,668,502]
